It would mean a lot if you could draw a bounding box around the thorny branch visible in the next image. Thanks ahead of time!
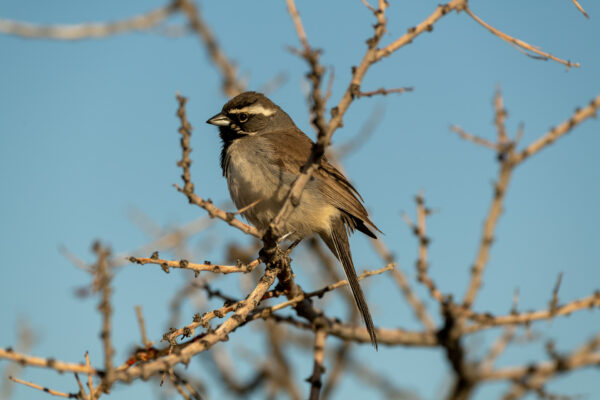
[92,243,115,395]
[402,192,444,303]
[462,91,600,307]
[1,1,598,400]
[174,93,260,238]
[178,0,245,97]
[128,254,261,275]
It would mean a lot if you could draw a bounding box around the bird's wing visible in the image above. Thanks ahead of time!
[261,130,379,237]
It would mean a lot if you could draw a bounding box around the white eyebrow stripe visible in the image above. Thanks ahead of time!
[229,104,276,117]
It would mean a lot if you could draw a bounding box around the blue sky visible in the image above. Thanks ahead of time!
[1,1,599,399]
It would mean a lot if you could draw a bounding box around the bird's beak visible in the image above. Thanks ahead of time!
[206,112,231,127]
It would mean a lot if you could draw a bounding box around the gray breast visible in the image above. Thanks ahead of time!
[225,137,287,229]
[223,135,337,237]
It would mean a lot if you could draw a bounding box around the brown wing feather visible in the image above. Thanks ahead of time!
[261,130,380,237]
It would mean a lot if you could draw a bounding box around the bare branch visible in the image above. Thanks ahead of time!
[462,126,516,307]
[450,125,498,150]
[513,94,600,164]
[128,255,261,275]
[479,327,517,374]
[391,268,436,331]
[93,243,115,394]
[494,87,509,146]
[8,376,77,399]
[571,0,590,18]
[286,0,310,52]
[175,93,260,238]
[0,2,179,40]
[0,348,96,374]
[135,306,151,348]
[371,230,435,332]
[249,264,395,323]
[463,5,580,68]
[461,292,600,333]
[85,352,94,396]
[110,265,282,383]
[481,345,600,381]
[356,87,413,98]
[376,1,465,59]
[0,321,35,399]
[178,0,244,96]
[403,192,445,303]
[74,373,88,400]
[549,272,563,314]
[308,325,327,400]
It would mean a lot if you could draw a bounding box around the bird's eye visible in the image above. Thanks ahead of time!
[238,113,249,123]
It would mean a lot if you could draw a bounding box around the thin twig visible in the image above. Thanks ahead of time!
[480,327,517,374]
[250,264,395,323]
[462,92,517,307]
[463,5,579,68]
[8,376,77,398]
[321,341,351,399]
[264,320,303,400]
[368,229,436,331]
[178,0,245,97]
[480,348,600,381]
[0,321,35,399]
[549,272,563,314]
[208,346,267,396]
[460,292,600,333]
[0,348,96,375]
[513,94,600,164]
[234,197,265,216]
[135,306,151,347]
[0,2,179,40]
[376,0,466,59]
[74,373,89,400]
[391,269,436,331]
[450,125,498,150]
[271,314,438,346]
[357,87,413,98]
[494,87,508,146]
[403,193,445,303]
[308,326,327,400]
[167,370,191,400]
[129,255,261,275]
[571,0,590,18]
[93,243,115,394]
[85,352,94,395]
[286,0,310,51]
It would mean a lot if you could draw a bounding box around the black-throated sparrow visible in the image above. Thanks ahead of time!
[207,92,380,348]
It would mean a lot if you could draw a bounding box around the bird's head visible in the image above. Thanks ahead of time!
[206,91,296,138]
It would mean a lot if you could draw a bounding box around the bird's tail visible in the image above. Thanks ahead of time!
[320,219,378,349]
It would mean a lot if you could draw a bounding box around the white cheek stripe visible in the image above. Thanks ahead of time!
[229,104,276,117]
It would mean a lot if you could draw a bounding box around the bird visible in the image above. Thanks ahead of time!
[206,91,380,348]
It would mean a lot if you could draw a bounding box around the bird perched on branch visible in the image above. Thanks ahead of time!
[207,91,380,348]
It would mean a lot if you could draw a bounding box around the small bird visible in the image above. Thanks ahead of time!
[207,91,380,348]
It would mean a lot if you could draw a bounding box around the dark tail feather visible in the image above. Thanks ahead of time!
[320,220,378,349]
